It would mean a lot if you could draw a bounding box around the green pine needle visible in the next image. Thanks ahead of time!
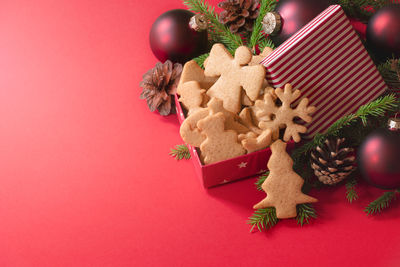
[192,53,209,69]
[169,144,191,160]
[378,58,400,91]
[296,204,317,226]
[258,38,275,51]
[291,94,397,164]
[248,207,278,232]
[364,191,399,215]
[338,0,388,22]
[249,0,276,50]
[255,172,269,191]
[345,177,359,203]
[183,0,243,50]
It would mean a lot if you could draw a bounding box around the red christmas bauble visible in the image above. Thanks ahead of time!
[366,4,400,62]
[271,0,333,46]
[358,118,400,189]
[149,9,208,63]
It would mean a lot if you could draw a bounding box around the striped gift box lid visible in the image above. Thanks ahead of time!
[261,5,387,138]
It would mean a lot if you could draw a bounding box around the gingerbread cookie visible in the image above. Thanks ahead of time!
[179,97,250,147]
[241,128,272,153]
[197,112,246,165]
[253,140,318,219]
[249,46,274,66]
[178,60,217,89]
[178,81,207,115]
[179,108,209,147]
[255,84,316,142]
[207,97,249,134]
[205,44,266,113]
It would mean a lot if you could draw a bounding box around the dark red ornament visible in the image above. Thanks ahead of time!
[263,0,333,46]
[366,4,400,62]
[358,118,400,189]
[149,9,208,64]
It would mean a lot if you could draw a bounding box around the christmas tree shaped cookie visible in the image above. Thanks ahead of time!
[254,140,317,219]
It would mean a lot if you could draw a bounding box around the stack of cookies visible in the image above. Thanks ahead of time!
[178,43,316,165]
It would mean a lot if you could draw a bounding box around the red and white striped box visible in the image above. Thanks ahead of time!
[261,5,388,138]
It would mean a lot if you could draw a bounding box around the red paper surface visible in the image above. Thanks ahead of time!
[0,0,399,266]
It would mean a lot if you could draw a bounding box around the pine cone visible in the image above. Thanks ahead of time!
[218,0,260,34]
[140,60,182,116]
[310,138,356,185]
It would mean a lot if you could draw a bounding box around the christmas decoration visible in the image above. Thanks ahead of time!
[169,144,191,160]
[149,9,208,63]
[140,60,182,116]
[378,59,400,93]
[364,190,400,215]
[310,138,356,185]
[262,0,333,46]
[357,117,400,190]
[366,4,400,62]
[218,0,260,34]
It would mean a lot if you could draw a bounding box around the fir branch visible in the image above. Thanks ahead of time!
[291,94,397,163]
[248,207,278,232]
[255,172,269,191]
[183,0,243,50]
[345,177,359,203]
[296,204,317,226]
[169,144,191,160]
[258,37,275,51]
[249,0,276,50]
[378,58,400,91]
[338,0,388,22]
[192,53,209,69]
[364,191,399,215]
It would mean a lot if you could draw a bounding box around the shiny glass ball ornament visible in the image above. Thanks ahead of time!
[358,118,400,189]
[149,9,208,64]
[366,4,400,62]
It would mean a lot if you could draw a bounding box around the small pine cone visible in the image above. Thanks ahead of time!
[310,138,356,185]
[218,0,260,34]
[139,60,182,116]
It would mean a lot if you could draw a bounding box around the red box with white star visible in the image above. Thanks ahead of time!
[175,94,295,188]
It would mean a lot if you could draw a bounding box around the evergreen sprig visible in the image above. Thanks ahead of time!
[169,144,191,160]
[258,37,275,51]
[248,203,317,232]
[364,190,400,215]
[192,53,209,69]
[292,94,397,167]
[249,0,276,50]
[255,172,269,191]
[183,0,243,50]
[248,207,278,232]
[345,177,359,203]
[338,0,388,22]
[296,204,317,226]
[378,58,400,92]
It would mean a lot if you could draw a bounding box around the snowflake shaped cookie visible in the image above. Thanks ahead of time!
[254,84,316,142]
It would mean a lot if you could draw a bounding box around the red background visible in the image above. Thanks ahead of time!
[0,0,399,266]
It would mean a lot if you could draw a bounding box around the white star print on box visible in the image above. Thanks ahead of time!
[238,162,247,168]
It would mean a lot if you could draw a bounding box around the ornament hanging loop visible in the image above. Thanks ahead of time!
[189,14,208,32]
[262,12,282,35]
[388,116,400,131]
